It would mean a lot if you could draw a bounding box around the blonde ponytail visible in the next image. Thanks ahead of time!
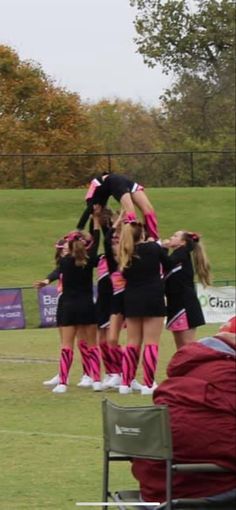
[118,222,144,271]
[118,224,135,271]
[192,240,212,287]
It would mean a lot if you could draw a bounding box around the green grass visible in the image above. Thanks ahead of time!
[0,324,219,510]
[0,188,235,288]
[0,187,235,508]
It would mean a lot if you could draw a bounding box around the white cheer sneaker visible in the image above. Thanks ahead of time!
[119,385,132,395]
[52,384,67,394]
[77,375,93,388]
[141,383,158,395]
[102,373,121,389]
[131,379,143,391]
[93,381,103,391]
[43,374,60,386]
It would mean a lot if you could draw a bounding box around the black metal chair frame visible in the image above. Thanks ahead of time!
[102,398,234,510]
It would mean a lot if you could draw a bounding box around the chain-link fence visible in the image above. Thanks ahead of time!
[0,150,235,188]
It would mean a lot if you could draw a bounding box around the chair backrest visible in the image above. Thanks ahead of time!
[102,399,173,461]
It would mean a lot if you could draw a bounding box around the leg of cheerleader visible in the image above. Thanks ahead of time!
[141,317,164,395]
[119,318,142,394]
[52,326,75,394]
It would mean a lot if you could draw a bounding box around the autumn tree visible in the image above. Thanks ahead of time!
[0,45,102,188]
[129,0,235,184]
[130,0,235,79]
[87,98,166,183]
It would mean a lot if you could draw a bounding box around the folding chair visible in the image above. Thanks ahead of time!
[102,398,172,509]
[102,398,235,510]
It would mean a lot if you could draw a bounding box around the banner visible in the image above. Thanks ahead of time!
[0,288,25,330]
[38,286,59,327]
[197,284,236,323]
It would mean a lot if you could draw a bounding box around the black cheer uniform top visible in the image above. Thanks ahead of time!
[77,173,141,229]
[162,246,205,328]
[58,230,99,325]
[122,241,166,318]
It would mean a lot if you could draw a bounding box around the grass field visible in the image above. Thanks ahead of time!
[0,324,219,510]
[0,187,235,509]
[0,188,235,287]
[0,187,235,328]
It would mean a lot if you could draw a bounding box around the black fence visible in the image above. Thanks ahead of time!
[0,280,235,329]
[0,150,235,188]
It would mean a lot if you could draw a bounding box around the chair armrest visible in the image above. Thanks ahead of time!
[172,463,230,473]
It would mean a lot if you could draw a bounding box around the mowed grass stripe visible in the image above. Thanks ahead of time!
[0,429,101,441]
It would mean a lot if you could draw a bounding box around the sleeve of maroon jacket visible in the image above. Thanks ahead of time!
[132,341,236,503]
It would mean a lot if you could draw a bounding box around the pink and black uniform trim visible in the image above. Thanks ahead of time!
[162,246,205,331]
[122,242,166,318]
[77,173,144,229]
[58,230,100,326]
[104,226,126,316]
[96,254,113,328]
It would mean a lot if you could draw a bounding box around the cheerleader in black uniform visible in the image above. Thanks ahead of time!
[94,209,114,384]
[117,221,166,395]
[77,172,159,240]
[35,238,93,389]
[100,209,126,389]
[34,238,68,387]
[52,211,101,394]
[162,231,211,350]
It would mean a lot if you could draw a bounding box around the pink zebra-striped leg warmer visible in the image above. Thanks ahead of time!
[89,345,101,382]
[144,211,159,240]
[109,344,123,374]
[100,341,113,375]
[124,211,137,223]
[77,339,91,376]
[59,347,74,385]
[122,344,140,387]
[142,343,159,387]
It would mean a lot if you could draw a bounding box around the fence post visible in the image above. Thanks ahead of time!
[107,154,112,173]
[190,152,194,186]
[21,155,27,188]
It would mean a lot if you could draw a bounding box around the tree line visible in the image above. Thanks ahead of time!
[0,0,234,187]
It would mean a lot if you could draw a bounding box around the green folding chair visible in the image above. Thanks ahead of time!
[102,398,172,509]
[102,399,235,510]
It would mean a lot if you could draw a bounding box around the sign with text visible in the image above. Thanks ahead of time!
[0,288,25,329]
[38,286,59,327]
[197,284,236,323]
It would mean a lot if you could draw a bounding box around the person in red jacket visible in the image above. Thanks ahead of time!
[132,317,236,505]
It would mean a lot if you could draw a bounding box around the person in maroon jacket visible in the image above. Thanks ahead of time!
[132,317,236,505]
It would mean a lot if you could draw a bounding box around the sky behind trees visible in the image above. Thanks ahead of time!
[1,0,175,106]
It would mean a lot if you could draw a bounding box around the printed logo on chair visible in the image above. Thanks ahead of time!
[115,424,141,436]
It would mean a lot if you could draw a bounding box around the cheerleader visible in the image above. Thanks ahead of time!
[162,231,211,350]
[117,221,166,395]
[94,208,114,384]
[52,211,101,393]
[100,209,126,389]
[77,172,159,240]
[34,237,68,387]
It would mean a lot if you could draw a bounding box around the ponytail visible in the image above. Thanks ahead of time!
[192,240,212,287]
[183,232,212,287]
[71,240,88,267]
[118,222,143,271]
[66,230,90,267]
